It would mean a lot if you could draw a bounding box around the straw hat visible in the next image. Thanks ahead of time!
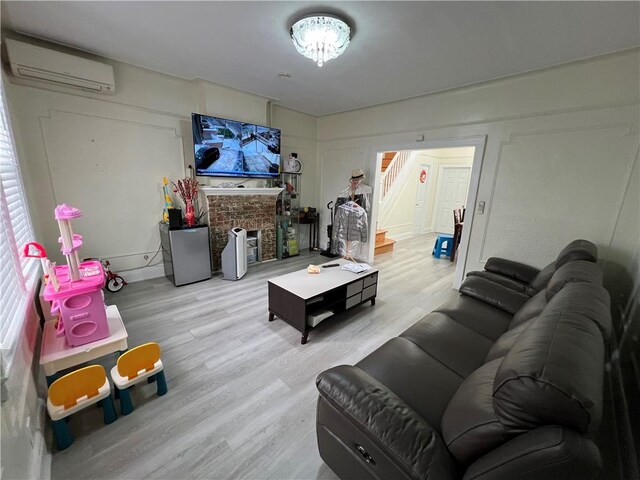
[350,169,365,180]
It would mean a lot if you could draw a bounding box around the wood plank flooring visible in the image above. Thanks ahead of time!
[50,233,456,480]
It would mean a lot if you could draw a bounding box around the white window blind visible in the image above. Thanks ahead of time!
[0,77,38,359]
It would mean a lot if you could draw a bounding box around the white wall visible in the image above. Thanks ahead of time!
[603,148,639,317]
[317,49,640,283]
[379,147,474,239]
[3,37,317,282]
[270,105,318,249]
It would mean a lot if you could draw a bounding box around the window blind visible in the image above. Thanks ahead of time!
[0,77,37,359]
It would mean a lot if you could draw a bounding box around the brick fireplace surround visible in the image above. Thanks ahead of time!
[205,190,279,271]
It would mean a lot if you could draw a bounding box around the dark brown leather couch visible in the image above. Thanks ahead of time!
[315,240,610,480]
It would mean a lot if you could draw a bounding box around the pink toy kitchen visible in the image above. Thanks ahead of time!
[40,204,110,347]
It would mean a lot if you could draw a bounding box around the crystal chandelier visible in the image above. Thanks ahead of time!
[290,14,351,67]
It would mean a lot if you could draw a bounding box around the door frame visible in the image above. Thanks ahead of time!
[431,163,473,234]
[369,135,486,289]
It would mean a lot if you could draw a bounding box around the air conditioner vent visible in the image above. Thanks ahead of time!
[6,39,115,95]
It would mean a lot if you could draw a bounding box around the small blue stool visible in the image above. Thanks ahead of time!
[432,234,454,259]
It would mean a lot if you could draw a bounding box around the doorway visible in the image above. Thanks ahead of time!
[369,137,485,288]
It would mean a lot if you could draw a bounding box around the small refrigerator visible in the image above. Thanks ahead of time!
[159,222,212,286]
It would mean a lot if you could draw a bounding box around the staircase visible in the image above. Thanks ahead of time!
[376,150,414,255]
[375,228,396,255]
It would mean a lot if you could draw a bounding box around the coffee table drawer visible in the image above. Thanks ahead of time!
[362,272,378,288]
[346,280,363,298]
[362,284,377,301]
[346,293,362,310]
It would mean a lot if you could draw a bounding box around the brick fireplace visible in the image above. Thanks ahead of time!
[202,187,282,271]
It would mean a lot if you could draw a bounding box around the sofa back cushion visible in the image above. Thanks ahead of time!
[441,359,514,464]
[508,290,547,330]
[528,239,597,292]
[509,261,603,331]
[493,308,604,434]
[554,239,598,268]
[442,284,608,464]
[545,260,603,301]
[491,282,611,363]
[528,263,555,292]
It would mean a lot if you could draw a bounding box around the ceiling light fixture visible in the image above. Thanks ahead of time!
[290,14,351,67]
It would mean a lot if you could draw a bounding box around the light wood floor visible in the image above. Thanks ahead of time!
[50,233,457,480]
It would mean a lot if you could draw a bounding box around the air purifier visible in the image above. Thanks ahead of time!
[221,227,247,280]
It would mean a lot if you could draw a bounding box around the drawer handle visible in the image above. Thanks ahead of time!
[69,312,90,321]
[356,444,376,465]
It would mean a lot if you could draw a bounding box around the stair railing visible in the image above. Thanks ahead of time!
[380,151,411,202]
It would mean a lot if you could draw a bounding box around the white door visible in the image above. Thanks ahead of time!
[413,164,431,234]
[434,166,471,234]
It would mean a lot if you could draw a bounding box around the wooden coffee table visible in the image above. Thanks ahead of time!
[268,259,378,344]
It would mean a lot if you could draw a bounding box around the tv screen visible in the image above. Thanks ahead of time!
[192,113,281,178]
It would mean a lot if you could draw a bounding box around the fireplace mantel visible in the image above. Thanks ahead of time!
[201,187,283,196]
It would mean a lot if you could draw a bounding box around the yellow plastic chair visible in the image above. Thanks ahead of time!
[110,342,167,415]
[47,365,116,450]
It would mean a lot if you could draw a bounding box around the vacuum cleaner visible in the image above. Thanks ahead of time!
[320,201,339,258]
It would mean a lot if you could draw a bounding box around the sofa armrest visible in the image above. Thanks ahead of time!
[484,258,540,284]
[463,426,601,480]
[316,365,457,480]
[459,276,530,315]
[466,271,529,293]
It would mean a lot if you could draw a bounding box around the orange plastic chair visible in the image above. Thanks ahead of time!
[47,365,116,450]
[110,342,167,415]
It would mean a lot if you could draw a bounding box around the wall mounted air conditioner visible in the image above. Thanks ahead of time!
[5,39,115,94]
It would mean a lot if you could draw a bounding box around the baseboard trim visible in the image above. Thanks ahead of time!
[392,232,414,241]
[123,265,166,283]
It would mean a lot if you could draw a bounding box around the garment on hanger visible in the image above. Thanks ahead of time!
[333,202,368,259]
[331,179,372,260]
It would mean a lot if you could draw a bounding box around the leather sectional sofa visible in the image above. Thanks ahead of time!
[315,240,610,479]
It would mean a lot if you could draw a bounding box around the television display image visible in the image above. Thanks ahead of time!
[192,113,281,178]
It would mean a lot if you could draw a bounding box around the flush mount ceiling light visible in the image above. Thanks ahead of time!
[290,14,351,67]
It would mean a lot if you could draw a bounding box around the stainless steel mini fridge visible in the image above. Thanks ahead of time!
[159,222,212,286]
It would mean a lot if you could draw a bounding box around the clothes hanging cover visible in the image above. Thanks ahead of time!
[331,183,372,260]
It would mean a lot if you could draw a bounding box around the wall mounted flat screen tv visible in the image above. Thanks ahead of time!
[192,113,281,178]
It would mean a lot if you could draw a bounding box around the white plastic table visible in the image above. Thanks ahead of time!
[40,305,128,384]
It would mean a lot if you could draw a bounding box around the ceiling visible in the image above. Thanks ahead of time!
[2,1,639,116]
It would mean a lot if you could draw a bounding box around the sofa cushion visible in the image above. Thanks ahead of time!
[462,426,603,480]
[527,262,555,292]
[401,312,494,377]
[357,337,464,431]
[545,260,603,301]
[510,260,604,330]
[493,308,604,434]
[542,282,612,340]
[554,239,598,268]
[434,295,512,341]
[508,290,547,330]
[484,320,532,363]
[441,359,514,464]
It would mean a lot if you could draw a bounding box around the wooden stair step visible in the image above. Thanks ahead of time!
[375,229,388,243]
[374,237,396,255]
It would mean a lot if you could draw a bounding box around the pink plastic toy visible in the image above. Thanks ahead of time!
[41,204,110,347]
